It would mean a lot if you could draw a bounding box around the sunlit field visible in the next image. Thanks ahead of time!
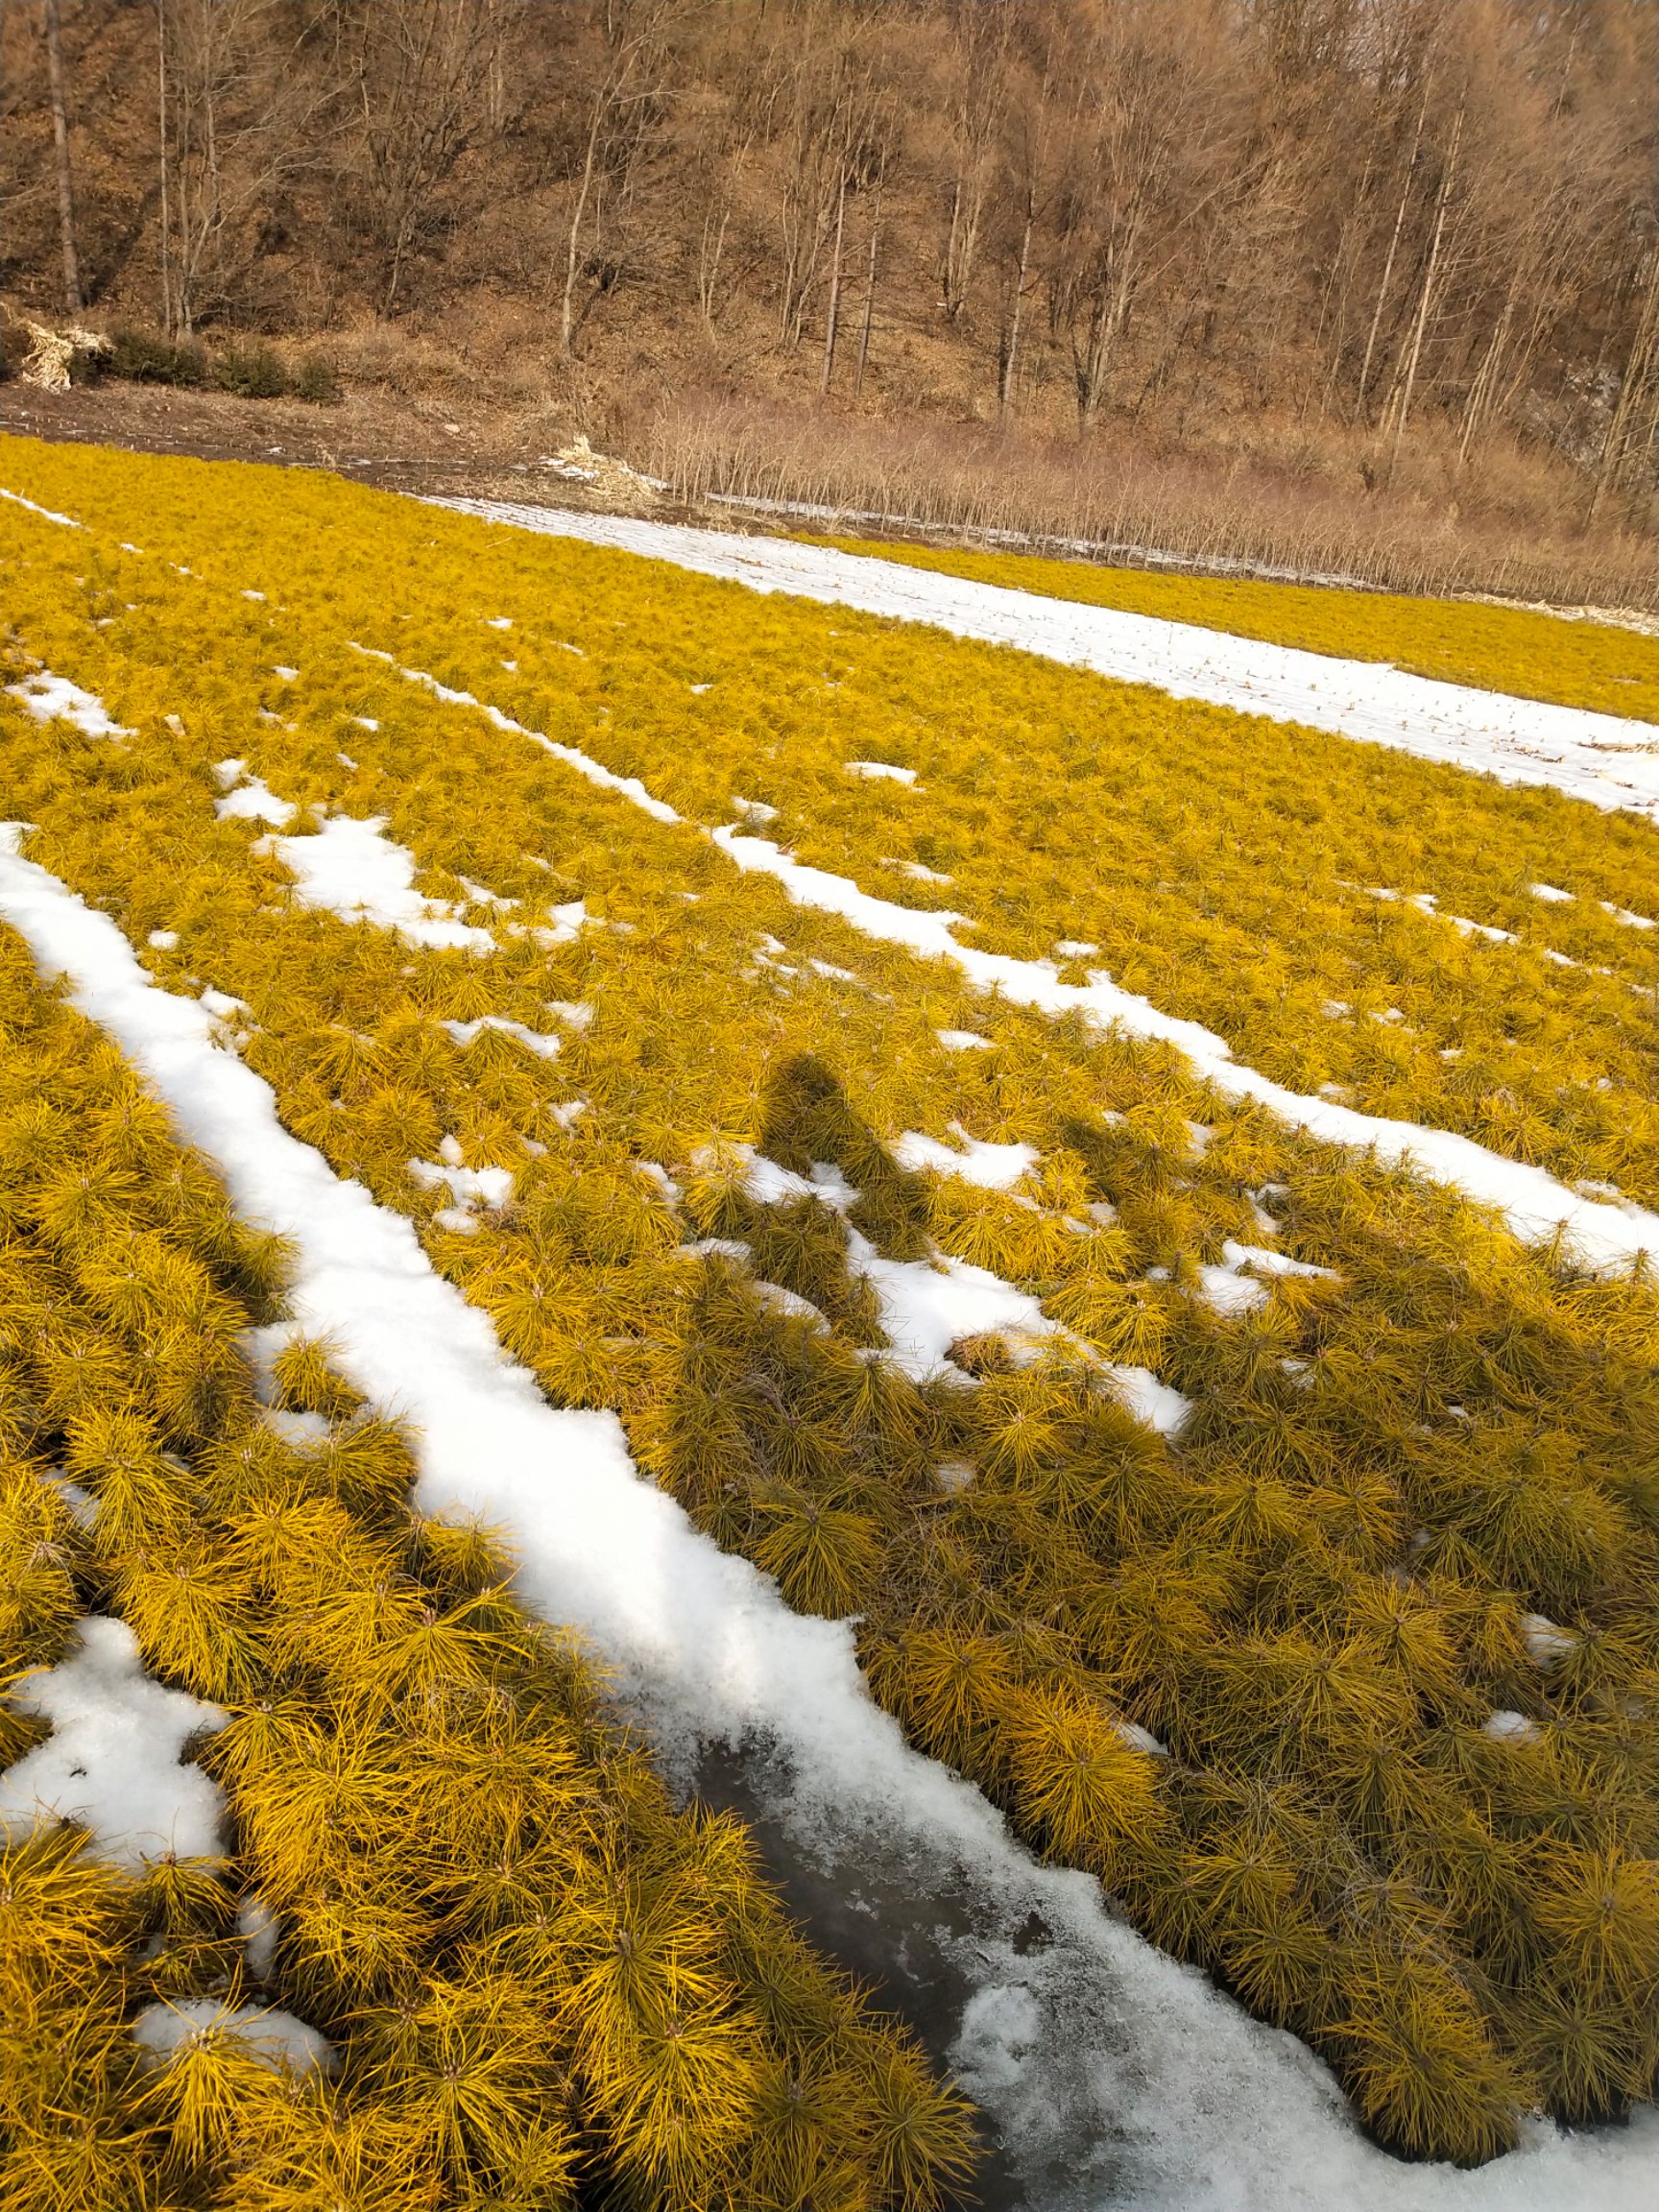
[3,436,1657,2206]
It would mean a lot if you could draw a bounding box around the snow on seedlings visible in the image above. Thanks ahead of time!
[0,925,975,2212]
[2,432,1659,2189]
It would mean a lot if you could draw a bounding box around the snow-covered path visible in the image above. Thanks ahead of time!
[6,828,1659,2211]
[437,499,1659,824]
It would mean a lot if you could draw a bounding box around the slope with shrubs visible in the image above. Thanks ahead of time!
[0,931,976,2212]
[2,435,1659,2167]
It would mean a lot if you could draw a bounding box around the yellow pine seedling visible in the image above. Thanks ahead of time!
[354,1968,573,2198]
[309,1414,421,1525]
[854,2030,979,2212]
[281,1871,437,2007]
[0,1468,82,1664]
[1517,1980,1658,2125]
[61,1404,188,1551]
[748,1489,885,1620]
[402,1511,513,1602]
[869,1627,1016,1777]
[1528,1846,1659,2005]
[745,2046,879,2212]
[134,2003,303,2166]
[205,2090,445,2212]
[1331,1950,1526,2166]
[0,1830,131,2001]
[231,1713,414,1898]
[926,1181,1083,1283]
[1002,1682,1166,1878]
[116,1541,270,1703]
[587,1994,765,2211]
[26,1159,149,1256]
[31,1323,133,1432]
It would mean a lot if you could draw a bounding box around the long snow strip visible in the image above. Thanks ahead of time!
[709,830,1659,1277]
[349,643,1658,1278]
[437,499,1659,824]
[3,848,1655,2211]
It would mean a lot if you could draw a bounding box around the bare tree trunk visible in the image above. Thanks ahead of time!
[819,167,845,392]
[854,186,879,397]
[1457,270,1520,468]
[1357,72,1430,421]
[43,0,82,311]
[998,196,1033,420]
[1384,91,1463,483]
[156,0,172,335]
[561,98,606,357]
[1593,245,1659,520]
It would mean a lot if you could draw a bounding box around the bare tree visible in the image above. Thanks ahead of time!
[41,0,79,310]
[336,0,507,314]
[1045,0,1241,437]
[936,0,1006,324]
[158,0,328,333]
[554,0,682,356]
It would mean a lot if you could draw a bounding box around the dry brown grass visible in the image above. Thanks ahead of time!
[633,389,1659,609]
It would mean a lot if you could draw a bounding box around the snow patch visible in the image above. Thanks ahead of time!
[894,1126,1040,1190]
[132,1999,333,2076]
[261,814,496,951]
[439,500,1659,824]
[7,670,131,739]
[0,1617,226,1866]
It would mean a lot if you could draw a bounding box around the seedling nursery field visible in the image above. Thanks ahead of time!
[2,434,1657,2212]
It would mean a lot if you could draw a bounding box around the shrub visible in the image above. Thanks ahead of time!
[107,327,208,388]
[212,341,289,399]
[292,352,341,405]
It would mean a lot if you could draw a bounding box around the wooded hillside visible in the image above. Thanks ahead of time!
[3,2,1657,597]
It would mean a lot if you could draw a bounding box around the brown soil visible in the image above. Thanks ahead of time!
[0,375,639,516]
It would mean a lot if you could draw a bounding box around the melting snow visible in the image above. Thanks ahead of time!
[439,500,1659,825]
[132,1998,333,2075]
[709,830,1659,1279]
[0,484,84,527]
[0,1617,226,1865]
[260,815,496,951]
[7,670,131,738]
[442,1014,562,1058]
[212,761,296,828]
[894,1127,1041,1190]
[3,831,1656,2209]
[354,644,682,825]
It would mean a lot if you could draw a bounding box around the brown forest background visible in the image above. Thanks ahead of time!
[3,0,1659,601]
